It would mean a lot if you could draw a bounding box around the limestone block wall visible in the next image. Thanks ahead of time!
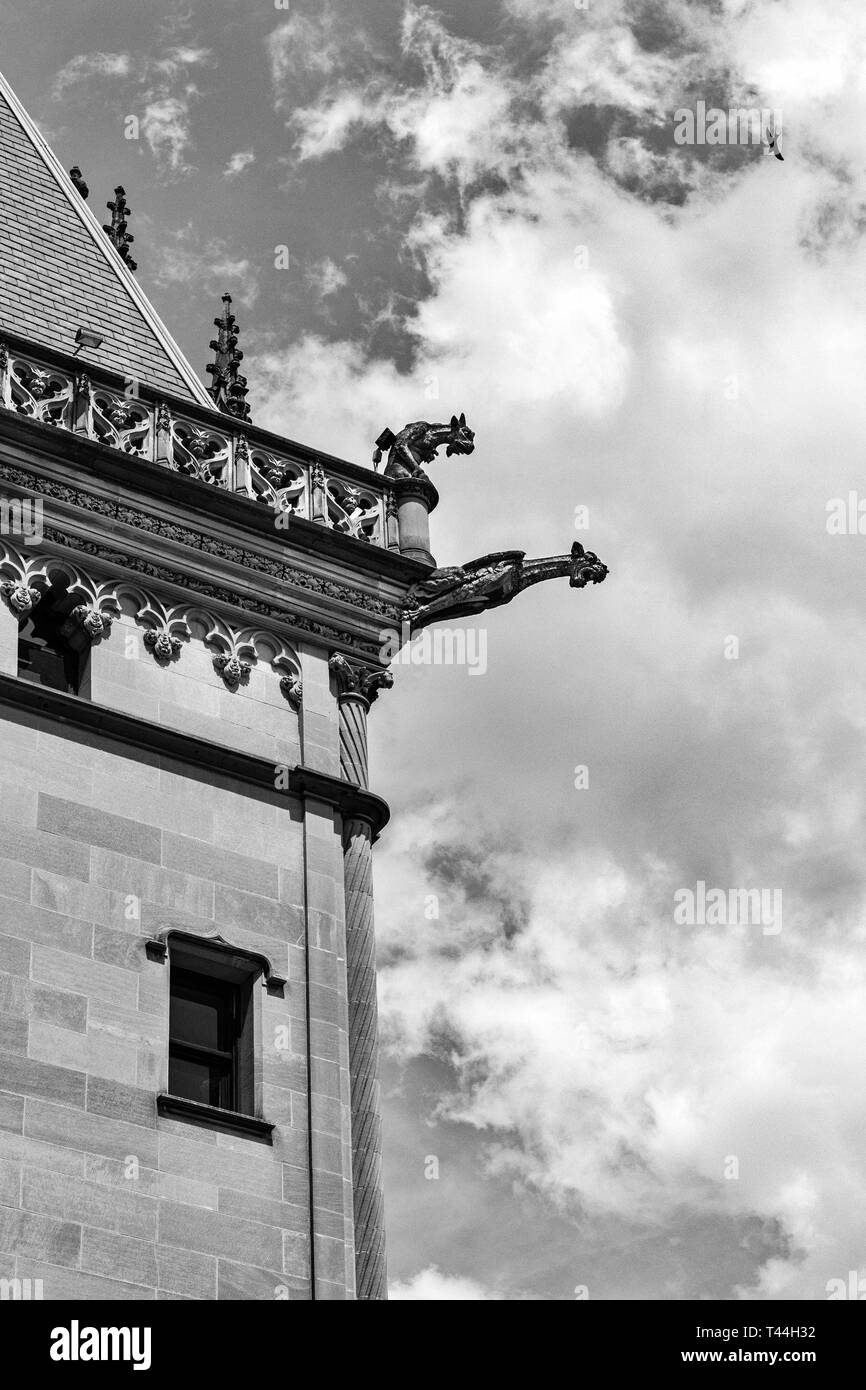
[0,598,356,1298]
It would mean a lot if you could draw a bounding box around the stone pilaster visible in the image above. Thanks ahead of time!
[328,654,392,1300]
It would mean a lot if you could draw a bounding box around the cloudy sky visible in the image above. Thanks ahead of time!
[4,0,866,1300]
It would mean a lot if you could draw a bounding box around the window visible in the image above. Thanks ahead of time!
[17,582,86,695]
[159,935,267,1133]
[169,968,241,1110]
[152,930,281,1138]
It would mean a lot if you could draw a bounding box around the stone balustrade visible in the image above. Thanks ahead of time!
[0,338,401,553]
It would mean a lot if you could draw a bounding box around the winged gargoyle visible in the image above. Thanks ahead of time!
[401,541,608,632]
[372,414,475,480]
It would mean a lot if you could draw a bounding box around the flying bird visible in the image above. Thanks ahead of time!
[765,127,783,161]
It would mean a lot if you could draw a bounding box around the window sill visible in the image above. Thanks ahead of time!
[157,1093,274,1142]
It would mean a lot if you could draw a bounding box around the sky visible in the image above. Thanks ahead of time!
[3,0,866,1301]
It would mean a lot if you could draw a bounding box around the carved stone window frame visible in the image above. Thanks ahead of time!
[149,928,284,1141]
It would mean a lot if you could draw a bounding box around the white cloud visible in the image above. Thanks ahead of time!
[52,52,130,98]
[251,0,866,1299]
[274,4,522,187]
[267,11,360,85]
[292,91,372,162]
[140,48,212,177]
[389,1266,507,1299]
[153,226,259,307]
[224,150,256,178]
[305,257,348,298]
[141,96,196,176]
[53,39,212,177]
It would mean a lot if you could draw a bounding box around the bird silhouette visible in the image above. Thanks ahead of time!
[765,127,783,161]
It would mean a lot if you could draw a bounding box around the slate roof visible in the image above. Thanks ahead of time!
[0,69,214,407]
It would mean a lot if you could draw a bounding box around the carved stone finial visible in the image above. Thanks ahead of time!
[69,166,89,200]
[372,414,474,481]
[103,186,137,271]
[401,541,609,632]
[329,654,394,705]
[206,294,251,423]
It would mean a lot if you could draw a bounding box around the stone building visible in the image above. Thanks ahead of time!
[0,67,426,1302]
[0,69,607,1302]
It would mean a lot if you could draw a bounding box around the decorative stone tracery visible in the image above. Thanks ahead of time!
[0,542,303,698]
[0,344,399,551]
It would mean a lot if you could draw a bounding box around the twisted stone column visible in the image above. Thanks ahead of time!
[328,655,393,1301]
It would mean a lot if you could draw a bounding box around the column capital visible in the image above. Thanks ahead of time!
[328,653,393,706]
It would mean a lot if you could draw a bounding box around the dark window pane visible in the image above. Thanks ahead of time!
[172,987,223,1051]
[170,972,234,1051]
[169,1048,232,1109]
[169,968,238,1111]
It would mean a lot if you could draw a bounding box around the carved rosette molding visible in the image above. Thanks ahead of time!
[143,629,183,663]
[213,654,250,689]
[0,343,398,551]
[0,582,41,615]
[71,604,115,640]
[0,543,303,700]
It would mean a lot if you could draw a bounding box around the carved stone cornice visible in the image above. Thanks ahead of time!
[0,460,405,646]
[328,654,393,705]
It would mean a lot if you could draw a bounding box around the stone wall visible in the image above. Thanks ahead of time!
[0,607,356,1299]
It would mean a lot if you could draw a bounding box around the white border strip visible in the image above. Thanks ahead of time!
[0,67,217,410]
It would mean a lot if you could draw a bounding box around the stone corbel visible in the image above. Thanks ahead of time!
[205,620,300,697]
[143,629,184,663]
[1,581,41,615]
[67,603,117,642]
[279,674,302,709]
[129,594,191,666]
[213,652,251,689]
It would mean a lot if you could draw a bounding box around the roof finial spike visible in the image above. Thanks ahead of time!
[205,292,251,422]
[103,185,137,272]
[69,166,89,200]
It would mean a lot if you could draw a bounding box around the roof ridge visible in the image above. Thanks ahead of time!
[0,68,217,411]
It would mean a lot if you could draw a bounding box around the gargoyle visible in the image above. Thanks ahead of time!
[401,541,609,631]
[372,414,475,480]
